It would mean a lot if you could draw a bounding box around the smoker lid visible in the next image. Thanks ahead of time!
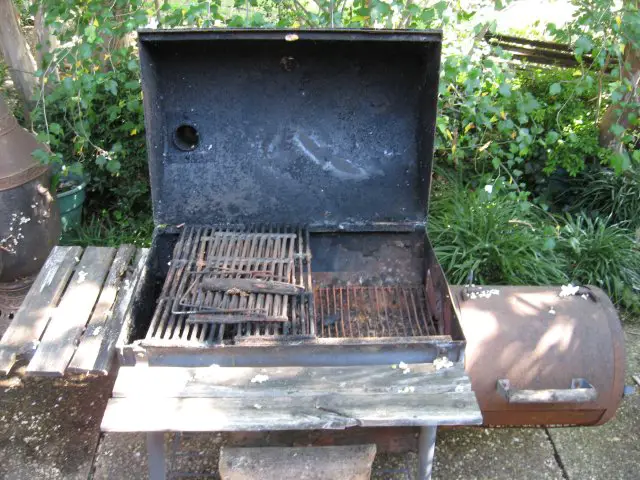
[139,29,441,229]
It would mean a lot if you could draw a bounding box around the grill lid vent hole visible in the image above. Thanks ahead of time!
[174,124,199,151]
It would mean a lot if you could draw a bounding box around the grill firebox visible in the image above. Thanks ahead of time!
[146,225,442,346]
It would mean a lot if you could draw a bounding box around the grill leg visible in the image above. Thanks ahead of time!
[417,426,437,480]
[146,432,166,480]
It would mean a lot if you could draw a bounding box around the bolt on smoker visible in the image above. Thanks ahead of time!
[101,29,628,479]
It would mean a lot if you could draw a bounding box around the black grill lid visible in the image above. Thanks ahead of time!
[138,29,441,230]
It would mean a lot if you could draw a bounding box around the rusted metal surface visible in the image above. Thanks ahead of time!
[146,225,313,345]
[0,96,60,282]
[452,285,625,427]
[314,285,437,338]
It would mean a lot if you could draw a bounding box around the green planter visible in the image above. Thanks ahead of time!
[57,180,86,232]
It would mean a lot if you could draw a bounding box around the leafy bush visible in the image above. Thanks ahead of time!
[428,173,567,286]
[557,215,640,311]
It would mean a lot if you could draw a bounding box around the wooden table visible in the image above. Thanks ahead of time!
[0,245,147,376]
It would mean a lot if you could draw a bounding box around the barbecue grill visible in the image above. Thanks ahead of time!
[106,29,628,479]
[121,29,464,365]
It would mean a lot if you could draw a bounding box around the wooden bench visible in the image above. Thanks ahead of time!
[0,245,148,377]
[102,362,482,480]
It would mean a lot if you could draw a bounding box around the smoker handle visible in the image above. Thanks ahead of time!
[497,378,598,404]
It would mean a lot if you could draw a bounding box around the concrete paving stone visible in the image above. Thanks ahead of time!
[548,325,640,480]
[0,369,114,480]
[431,427,564,480]
[93,432,224,480]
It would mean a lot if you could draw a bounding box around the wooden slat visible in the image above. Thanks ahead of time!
[101,391,482,432]
[89,248,149,375]
[103,363,481,432]
[26,247,116,377]
[0,246,83,375]
[115,248,149,354]
[112,363,473,398]
[66,245,136,375]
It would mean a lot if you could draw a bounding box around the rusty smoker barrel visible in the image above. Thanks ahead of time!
[452,285,625,427]
[0,96,60,281]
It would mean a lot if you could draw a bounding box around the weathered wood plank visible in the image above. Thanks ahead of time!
[26,247,116,377]
[89,248,149,375]
[115,248,149,361]
[67,245,136,375]
[112,363,472,398]
[0,246,83,376]
[101,391,482,432]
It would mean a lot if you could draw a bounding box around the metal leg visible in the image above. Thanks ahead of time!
[146,432,166,480]
[417,426,437,480]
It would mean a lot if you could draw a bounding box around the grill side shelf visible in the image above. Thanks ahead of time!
[102,363,482,432]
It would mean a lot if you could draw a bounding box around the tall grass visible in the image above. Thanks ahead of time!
[428,175,567,286]
[558,215,640,311]
[566,166,640,230]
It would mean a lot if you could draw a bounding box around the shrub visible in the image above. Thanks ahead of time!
[557,215,640,311]
[428,174,567,286]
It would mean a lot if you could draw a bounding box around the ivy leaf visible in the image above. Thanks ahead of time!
[545,131,560,144]
[84,25,97,44]
[575,36,593,56]
[420,9,435,23]
[32,148,50,164]
[549,83,562,95]
[610,151,631,174]
[78,43,92,59]
[498,83,511,97]
[96,155,107,167]
[105,80,118,96]
[106,159,121,174]
[49,123,62,135]
[609,123,625,137]
[434,1,447,16]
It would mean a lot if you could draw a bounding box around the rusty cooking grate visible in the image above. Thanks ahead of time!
[314,286,438,338]
[145,225,313,346]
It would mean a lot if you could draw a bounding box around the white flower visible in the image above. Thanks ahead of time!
[484,184,493,194]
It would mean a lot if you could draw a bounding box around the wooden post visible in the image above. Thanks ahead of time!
[0,0,38,108]
[34,4,59,80]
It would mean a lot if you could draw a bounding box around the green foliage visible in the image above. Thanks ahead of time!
[428,173,567,286]
[566,166,640,230]
[31,0,150,220]
[557,215,640,311]
[61,212,153,248]
[548,0,640,168]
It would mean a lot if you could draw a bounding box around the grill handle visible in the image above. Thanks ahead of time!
[497,378,598,404]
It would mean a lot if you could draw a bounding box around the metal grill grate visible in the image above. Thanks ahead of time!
[314,286,437,338]
[146,225,313,346]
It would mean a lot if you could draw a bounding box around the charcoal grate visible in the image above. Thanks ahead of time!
[145,225,313,346]
[314,286,437,338]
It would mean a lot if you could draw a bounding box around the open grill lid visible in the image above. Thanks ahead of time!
[138,29,442,230]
